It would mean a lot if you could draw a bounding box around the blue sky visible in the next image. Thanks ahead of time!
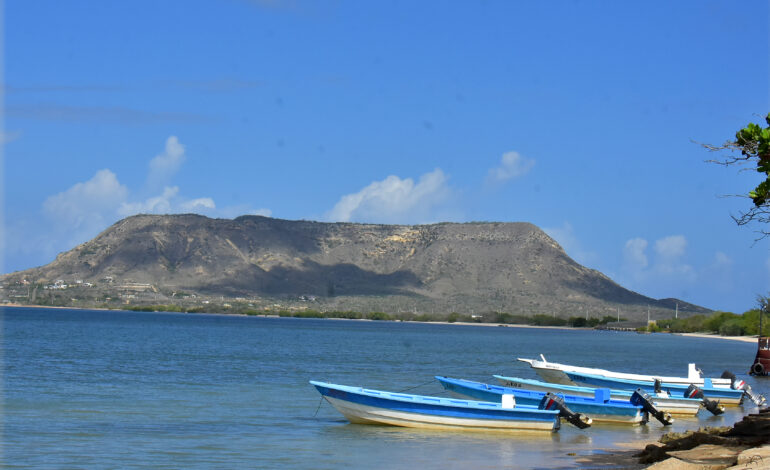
[3,0,769,313]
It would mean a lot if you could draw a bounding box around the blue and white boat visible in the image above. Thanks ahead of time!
[310,380,561,432]
[555,369,745,405]
[436,376,647,425]
[494,375,706,417]
[517,357,745,406]
[517,356,732,388]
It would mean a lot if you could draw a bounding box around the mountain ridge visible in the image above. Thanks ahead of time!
[1,214,710,319]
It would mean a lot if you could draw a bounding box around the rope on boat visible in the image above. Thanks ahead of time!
[312,395,325,418]
[396,379,439,393]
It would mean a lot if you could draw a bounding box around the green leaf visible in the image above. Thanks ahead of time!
[752,179,770,207]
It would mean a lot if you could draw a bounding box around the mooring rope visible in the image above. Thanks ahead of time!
[396,379,439,393]
[312,395,325,418]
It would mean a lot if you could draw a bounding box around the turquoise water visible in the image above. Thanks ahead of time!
[3,306,767,469]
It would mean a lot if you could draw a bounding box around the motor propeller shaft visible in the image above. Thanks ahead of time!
[684,384,725,416]
[539,393,592,429]
[722,371,767,408]
[631,388,674,425]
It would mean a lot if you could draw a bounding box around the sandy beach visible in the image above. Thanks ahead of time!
[4,303,763,344]
[677,332,759,344]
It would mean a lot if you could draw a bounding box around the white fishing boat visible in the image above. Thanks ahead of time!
[517,355,732,388]
[517,355,755,406]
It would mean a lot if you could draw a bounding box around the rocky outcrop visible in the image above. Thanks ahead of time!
[638,411,770,469]
[1,214,710,317]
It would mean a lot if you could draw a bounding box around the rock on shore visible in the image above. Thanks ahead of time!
[639,410,770,469]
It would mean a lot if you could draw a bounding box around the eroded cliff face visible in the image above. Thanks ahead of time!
[2,214,709,316]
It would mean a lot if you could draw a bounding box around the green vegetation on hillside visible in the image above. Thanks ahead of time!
[19,294,770,338]
[645,308,770,336]
[264,309,623,327]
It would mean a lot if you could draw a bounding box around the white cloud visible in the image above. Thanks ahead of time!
[43,169,129,234]
[654,235,687,259]
[327,168,452,223]
[619,234,697,299]
[701,251,734,294]
[147,136,185,189]
[118,186,179,215]
[119,186,217,216]
[653,235,694,278]
[1,130,22,144]
[543,221,598,266]
[180,197,216,212]
[486,151,534,184]
[5,136,273,272]
[623,238,649,270]
[713,251,732,268]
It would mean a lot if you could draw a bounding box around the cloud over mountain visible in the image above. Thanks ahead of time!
[327,168,453,224]
[486,151,535,185]
[6,137,270,271]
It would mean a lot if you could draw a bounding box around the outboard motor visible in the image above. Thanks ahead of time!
[684,384,725,415]
[538,393,592,429]
[721,371,767,407]
[630,388,674,425]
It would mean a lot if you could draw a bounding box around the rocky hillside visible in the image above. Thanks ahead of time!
[1,214,709,318]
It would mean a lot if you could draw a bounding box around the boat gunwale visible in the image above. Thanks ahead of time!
[309,380,560,418]
[517,357,732,386]
[493,374,703,404]
[436,375,640,410]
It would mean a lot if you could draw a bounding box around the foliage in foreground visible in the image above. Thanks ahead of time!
[707,112,770,236]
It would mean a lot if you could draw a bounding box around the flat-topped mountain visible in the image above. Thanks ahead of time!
[1,214,709,318]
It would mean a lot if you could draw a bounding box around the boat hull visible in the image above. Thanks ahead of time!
[518,357,732,388]
[494,375,702,417]
[310,381,560,432]
[562,371,744,406]
[436,376,643,425]
[750,338,770,376]
[518,357,742,406]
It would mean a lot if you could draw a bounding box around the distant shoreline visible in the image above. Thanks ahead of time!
[3,303,761,343]
[676,332,758,343]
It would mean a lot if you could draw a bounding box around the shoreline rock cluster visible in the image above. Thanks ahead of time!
[637,410,770,469]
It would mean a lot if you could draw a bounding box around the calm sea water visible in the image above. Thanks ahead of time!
[3,306,767,469]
